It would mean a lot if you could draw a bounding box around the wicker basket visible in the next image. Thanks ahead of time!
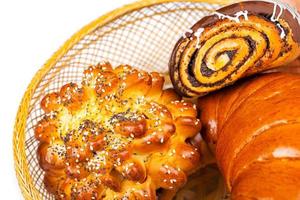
[13,0,235,199]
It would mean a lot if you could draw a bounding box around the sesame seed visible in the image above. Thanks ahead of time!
[170,179,177,184]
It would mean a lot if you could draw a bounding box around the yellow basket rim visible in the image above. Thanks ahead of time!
[13,0,227,199]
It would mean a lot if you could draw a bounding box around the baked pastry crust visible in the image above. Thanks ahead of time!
[169,1,300,97]
[35,62,201,200]
[198,72,300,199]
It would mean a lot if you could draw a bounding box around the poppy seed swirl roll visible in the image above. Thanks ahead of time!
[169,0,300,97]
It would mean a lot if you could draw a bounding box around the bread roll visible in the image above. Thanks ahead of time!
[35,62,201,200]
[169,1,300,97]
[198,72,300,199]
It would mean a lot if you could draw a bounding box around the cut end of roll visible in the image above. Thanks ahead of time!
[169,0,300,97]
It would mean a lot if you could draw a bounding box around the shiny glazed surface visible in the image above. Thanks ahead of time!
[35,62,201,200]
[198,72,300,199]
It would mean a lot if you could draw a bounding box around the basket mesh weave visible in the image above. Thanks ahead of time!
[15,1,224,199]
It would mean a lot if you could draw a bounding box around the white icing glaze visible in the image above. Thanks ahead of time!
[194,28,204,49]
[265,0,300,38]
[270,1,287,38]
[181,0,300,49]
[270,1,283,22]
[264,0,300,24]
[277,23,286,38]
[183,29,193,38]
[213,10,249,23]
[181,27,204,49]
[237,10,249,21]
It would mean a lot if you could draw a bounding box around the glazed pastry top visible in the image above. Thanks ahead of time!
[35,62,201,200]
[169,0,300,97]
[197,72,300,199]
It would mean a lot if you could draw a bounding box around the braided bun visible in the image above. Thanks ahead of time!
[35,62,201,200]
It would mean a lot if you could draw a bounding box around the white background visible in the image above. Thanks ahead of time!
[0,0,135,198]
[0,0,298,199]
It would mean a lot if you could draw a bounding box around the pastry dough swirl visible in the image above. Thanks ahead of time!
[169,1,300,97]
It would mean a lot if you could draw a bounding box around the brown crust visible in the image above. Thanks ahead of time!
[198,72,300,199]
[35,62,201,200]
[169,1,300,97]
[194,1,300,43]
